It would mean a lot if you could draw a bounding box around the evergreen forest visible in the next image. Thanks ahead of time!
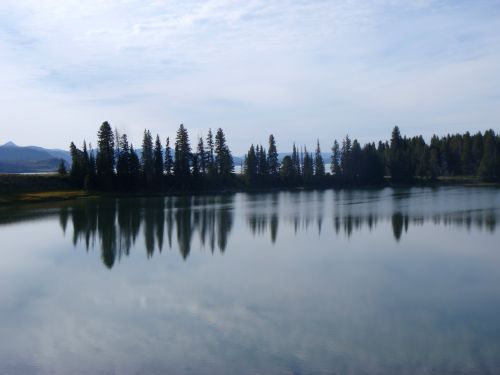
[68,122,500,191]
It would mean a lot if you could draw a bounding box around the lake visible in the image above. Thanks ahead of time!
[0,186,499,374]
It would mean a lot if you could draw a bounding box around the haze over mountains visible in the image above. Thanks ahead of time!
[0,141,333,173]
[0,142,70,173]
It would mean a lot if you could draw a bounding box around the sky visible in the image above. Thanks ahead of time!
[0,0,499,154]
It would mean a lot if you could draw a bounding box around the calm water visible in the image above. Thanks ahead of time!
[1,187,500,374]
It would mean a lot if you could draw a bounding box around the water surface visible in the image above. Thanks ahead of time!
[0,187,499,374]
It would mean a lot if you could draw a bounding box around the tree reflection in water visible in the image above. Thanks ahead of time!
[68,195,234,268]
[56,189,498,268]
[245,189,498,243]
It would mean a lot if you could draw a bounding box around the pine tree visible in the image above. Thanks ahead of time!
[267,134,279,178]
[292,143,301,177]
[341,135,352,179]
[129,144,141,188]
[314,140,325,178]
[153,134,164,187]
[85,143,97,190]
[244,144,257,185]
[191,151,200,179]
[388,126,411,182]
[96,121,115,190]
[69,142,84,187]
[361,142,384,183]
[114,128,121,165]
[197,137,206,176]
[214,128,233,184]
[82,141,89,178]
[141,129,154,187]
[164,137,173,176]
[116,134,131,189]
[174,124,191,185]
[351,139,362,182]
[257,145,268,181]
[302,148,314,183]
[331,140,341,177]
[206,128,215,177]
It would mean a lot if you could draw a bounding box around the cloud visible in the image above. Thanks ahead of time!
[0,0,499,152]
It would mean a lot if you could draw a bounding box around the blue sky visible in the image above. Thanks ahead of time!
[0,0,499,153]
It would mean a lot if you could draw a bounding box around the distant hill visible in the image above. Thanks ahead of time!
[0,142,70,173]
[0,142,332,173]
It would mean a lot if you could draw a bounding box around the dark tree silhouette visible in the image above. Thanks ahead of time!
[174,124,192,186]
[267,134,279,180]
[153,134,164,188]
[70,123,500,193]
[214,128,234,185]
[96,121,115,190]
[141,129,154,188]
[164,137,173,177]
[244,144,257,186]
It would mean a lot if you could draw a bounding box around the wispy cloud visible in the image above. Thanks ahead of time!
[0,0,499,151]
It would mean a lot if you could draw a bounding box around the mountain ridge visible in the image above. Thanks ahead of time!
[0,142,70,173]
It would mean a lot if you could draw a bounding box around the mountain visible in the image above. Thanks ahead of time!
[0,142,70,173]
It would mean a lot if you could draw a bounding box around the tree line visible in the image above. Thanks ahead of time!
[68,122,500,191]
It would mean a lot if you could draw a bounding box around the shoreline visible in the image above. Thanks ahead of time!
[1,176,499,207]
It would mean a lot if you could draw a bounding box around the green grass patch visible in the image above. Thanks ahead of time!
[0,190,89,205]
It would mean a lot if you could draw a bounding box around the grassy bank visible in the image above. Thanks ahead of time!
[0,190,89,205]
[0,173,86,205]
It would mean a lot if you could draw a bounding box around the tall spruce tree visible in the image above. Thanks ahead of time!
[141,129,154,187]
[361,142,384,183]
[164,137,173,176]
[351,139,362,182]
[116,134,131,189]
[153,134,164,187]
[86,143,97,190]
[388,126,411,182]
[292,143,301,177]
[331,140,341,177]
[197,137,206,176]
[129,145,141,188]
[244,144,257,185]
[69,142,84,187]
[257,145,268,181]
[267,134,279,178]
[174,124,191,185]
[214,128,233,184]
[96,121,115,190]
[341,135,352,179]
[206,128,215,177]
[82,141,89,178]
[314,140,325,178]
[191,151,200,179]
[302,147,314,183]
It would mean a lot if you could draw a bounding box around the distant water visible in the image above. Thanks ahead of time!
[0,187,499,374]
